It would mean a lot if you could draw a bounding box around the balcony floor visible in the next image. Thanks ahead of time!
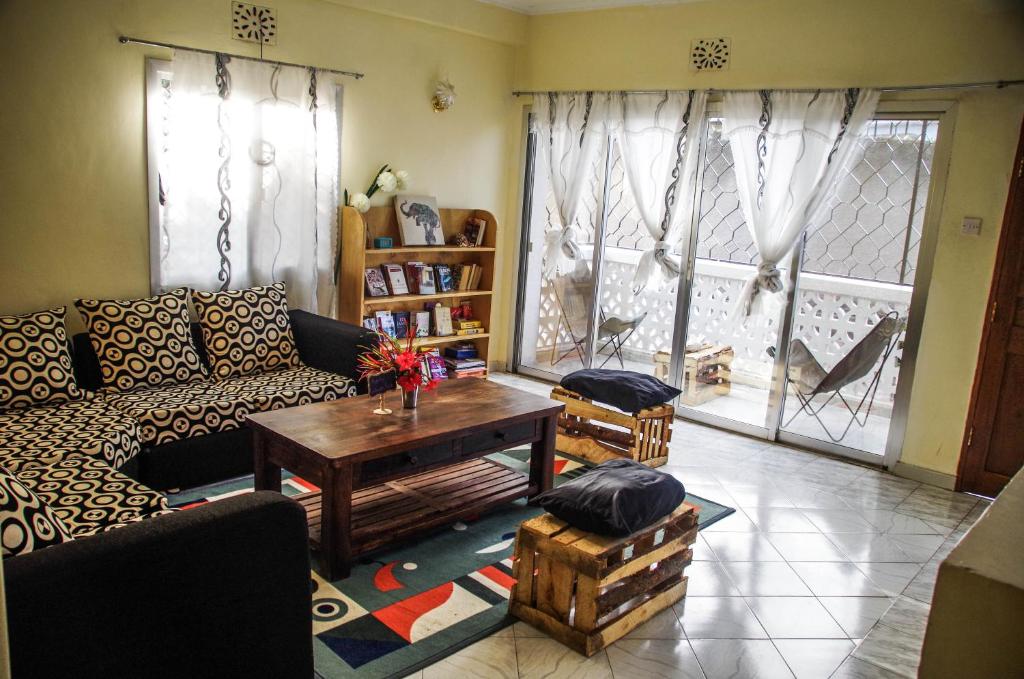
[520,349,891,457]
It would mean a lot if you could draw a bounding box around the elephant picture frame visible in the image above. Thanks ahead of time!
[394,194,443,246]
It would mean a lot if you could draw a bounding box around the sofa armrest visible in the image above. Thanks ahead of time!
[3,492,313,679]
[289,309,374,393]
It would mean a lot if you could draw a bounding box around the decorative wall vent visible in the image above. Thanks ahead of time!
[232,2,277,45]
[690,37,730,71]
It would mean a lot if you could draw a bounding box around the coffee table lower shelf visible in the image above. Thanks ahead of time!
[294,457,536,559]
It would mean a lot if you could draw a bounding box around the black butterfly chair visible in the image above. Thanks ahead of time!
[549,275,648,369]
[777,311,905,443]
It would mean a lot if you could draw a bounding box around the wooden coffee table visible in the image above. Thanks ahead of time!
[247,378,564,579]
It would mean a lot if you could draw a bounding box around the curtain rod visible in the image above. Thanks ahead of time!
[118,36,364,80]
[511,80,1024,96]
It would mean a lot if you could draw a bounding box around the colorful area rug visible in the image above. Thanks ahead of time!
[167,450,733,679]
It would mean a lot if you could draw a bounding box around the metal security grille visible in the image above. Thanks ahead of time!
[695,119,758,263]
[693,118,936,285]
[803,120,936,285]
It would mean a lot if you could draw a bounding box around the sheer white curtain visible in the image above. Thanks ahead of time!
[157,50,339,313]
[615,91,707,293]
[722,89,879,317]
[532,92,614,278]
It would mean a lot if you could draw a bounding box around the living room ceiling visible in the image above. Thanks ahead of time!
[478,0,710,15]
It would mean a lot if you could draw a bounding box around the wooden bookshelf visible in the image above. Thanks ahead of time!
[337,205,497,373]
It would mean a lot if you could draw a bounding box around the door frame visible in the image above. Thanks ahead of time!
[955,115,1024,496]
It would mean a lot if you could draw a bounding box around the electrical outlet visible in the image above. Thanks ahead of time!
[961,217,982,236]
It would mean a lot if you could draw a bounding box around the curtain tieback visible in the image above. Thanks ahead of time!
[755,261,784,294]
[543,224,582,277]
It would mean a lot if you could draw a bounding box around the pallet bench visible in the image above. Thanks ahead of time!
[550,386,673,468]
[509,502,698,656]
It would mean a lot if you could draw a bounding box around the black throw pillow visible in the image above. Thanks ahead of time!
[561,369,682,413]
[534,459,686,536]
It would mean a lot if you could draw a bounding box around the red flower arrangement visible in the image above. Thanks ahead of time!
[357,331,441,393]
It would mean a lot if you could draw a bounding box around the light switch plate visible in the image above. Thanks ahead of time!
[961,217,982,236]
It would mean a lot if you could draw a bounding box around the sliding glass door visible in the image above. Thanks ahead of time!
[778,118,940,459]
[513,104,947,466]
[515,134,689,382]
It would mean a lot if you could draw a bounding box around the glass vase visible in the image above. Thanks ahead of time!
[402,385,419,409]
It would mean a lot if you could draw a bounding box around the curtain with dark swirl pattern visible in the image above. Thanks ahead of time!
[154,50,339,314]
[532,92,615,279]
[614,91,708,294]
[722,89,879,318]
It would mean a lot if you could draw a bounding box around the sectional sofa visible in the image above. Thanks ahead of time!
[0,286,374,678]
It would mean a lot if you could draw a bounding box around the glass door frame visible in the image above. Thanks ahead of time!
[773,101,955,468]
[511,99,956,470]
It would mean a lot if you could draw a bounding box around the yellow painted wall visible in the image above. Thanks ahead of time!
[1,0,1022,479]
[513,0,1024,478]
[0,0,522,332]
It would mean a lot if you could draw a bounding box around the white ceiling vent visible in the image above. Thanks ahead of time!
[690,37,730,71]
[232,2,277,45]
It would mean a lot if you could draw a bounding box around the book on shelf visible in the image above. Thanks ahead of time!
[455,328,485,336]
[362,317,379,332]
[414,311,431,338]
[450,367,487,379]
[419,265,437,295]
[464,217,486,246]
[444,343,479,360]
[418,348,448,381]
[445,357,485,370]
[382,263,409,295]
[374,310,396,338]
[393,311,411,339]
[434,264,455,292]
[364,267,389,297]
[405,262,423,293]
[454,319,483,330]
[433,305,454,336]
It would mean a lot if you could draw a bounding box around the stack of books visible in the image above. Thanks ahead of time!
[444,343,486,379]
[454,318,485,336]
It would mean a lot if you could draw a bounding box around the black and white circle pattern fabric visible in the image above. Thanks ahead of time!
[1,465,73,558]
[14,453,169,538]
[0,398,141,473]
[79,507,178,537]
[101,380,254,446]
[0,307,84,412]
[218,365,358,411]
[74,288,208,393]
[192,282,302,380]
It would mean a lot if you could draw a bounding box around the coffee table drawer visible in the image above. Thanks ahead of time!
[461,421,538,456]
[358,442,455,484]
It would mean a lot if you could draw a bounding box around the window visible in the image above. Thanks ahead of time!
[145,53,342,313]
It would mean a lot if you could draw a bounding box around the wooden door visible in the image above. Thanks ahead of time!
[957,118,1024,497]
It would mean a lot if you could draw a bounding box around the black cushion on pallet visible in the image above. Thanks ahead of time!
[560,369,681,413]
[534,459,686,537]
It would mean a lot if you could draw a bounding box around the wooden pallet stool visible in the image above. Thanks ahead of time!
[509,502,698,656]
[550,386,673,468]
[682,344,734,406]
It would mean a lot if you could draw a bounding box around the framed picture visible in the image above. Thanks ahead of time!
[395,194,442,246]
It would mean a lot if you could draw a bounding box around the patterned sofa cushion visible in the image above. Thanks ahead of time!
[218,365,357,412]
[1,465,74,557]
[14,453,169,538]
[192,283,302,380]
[0,307,84,412]
[75,288,208,392]
[102,380,254,446]
[0,398,141,473]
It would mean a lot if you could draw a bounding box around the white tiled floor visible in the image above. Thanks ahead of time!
[409,372,988,679]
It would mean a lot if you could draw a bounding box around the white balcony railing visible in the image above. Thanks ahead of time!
[528,246,911,408]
